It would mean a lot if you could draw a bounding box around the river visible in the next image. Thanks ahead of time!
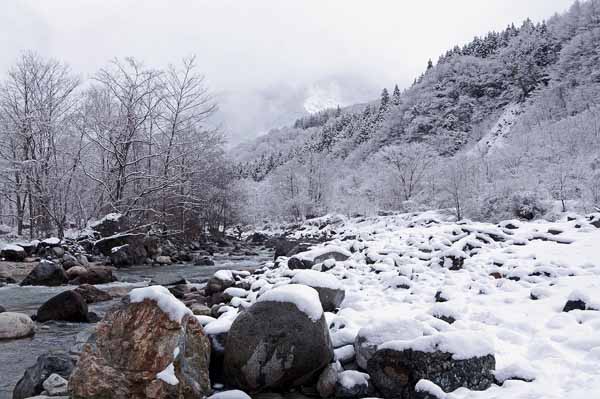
[0,251,272,399]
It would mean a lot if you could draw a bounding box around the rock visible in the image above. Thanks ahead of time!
[52,246,65,258]
[95,233,147,266]
[12,351,75,399]
[90,212,128,237]
[69,291,211,399]
[66,265,88,280]
[248,232,269,244]
[1,244,26,261]
[0,304,5,313]
[224,289,333,392]
[205,272,234,296]
[354,318,427,371]
[194,256,215,266]
[78,254,90,268]
[69,266,116,285]
[36,290,89,323]
[288,247,351,270]
[316,364,339,398]
[272,239,310,261]
[61,252,80,270]
[191,303,211,316]
[143,235,162,258]
[563,299,587,312]
[20,260,68,287]
[42,373,69,396]
[335,370,371,398]
[74,284,112,303]
[291,270,345,312]
[150,275,186,287]
[0,312,35,339]
[367,344,495,398]
[0,275,17,286]
[155,255,172,265]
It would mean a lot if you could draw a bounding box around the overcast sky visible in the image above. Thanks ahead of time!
[1,0,574,143]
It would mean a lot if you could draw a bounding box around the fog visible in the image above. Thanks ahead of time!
[1,0,573,143]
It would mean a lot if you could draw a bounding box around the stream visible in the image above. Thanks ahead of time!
[0,251,272,399]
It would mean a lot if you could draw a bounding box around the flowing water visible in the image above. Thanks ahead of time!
[0,251,272,399]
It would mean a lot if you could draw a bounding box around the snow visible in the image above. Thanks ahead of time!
[207,390,251,399]
[380,331,494,360]
[89,212,122,227]
[415,379,446,398]
[294,245,351,262]
[42,237,60,245]
[223,287,248,298]
[214,270,234,282]
[338,370,370,389]
[204,310,238,335]
[129,285,192,323]
[291,269,342,290]
[257,284,323,322]
[226,211,600,398]
[156,363,178,385]
[2,244,24,252]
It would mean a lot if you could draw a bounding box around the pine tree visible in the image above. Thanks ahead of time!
[392,84,401,106]
[427,59,434,70]
[380,88,390,110]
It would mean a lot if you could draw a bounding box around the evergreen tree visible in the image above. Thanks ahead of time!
[427,59,434,70]
[392,84,402,106]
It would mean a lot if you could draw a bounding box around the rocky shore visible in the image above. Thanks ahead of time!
[2,211,600,398]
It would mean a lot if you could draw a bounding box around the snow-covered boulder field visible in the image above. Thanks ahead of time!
[202,211,600,398]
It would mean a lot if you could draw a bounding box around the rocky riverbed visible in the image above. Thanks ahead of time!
[1,211,600,399]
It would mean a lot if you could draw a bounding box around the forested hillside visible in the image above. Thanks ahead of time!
[233,0,600,223]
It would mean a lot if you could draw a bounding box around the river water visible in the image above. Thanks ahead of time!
[0,251,272,399]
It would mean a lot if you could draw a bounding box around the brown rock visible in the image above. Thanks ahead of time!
[69,297,211,399]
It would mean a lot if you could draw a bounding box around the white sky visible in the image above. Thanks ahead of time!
[1,0,574,142]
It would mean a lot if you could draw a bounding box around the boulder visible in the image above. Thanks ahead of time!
[367,334,495,399]
[205,271,235,296]
[354,318,428,370]
[52,246,65,258]
[155,255,172,265]
[36,290,89,323]
[69,266,116,285]
[291,270,345,312]
[194,256,215,266]
[74,284,112,303]
[336,370,371,398]
[69,286,211,399]
[316,364,339,398]
[12,351,75,399]
[66,265,88,280]
[224,284,333,392]
[288,246,351,270]
[42,373,69,396]
[90,213,128,237]
[0,312,35,339]
[95,233,147,266]
[20,260,68,286]
[61,252,80,270]
[1,244,26,261]
[0,304,5,313]
[248,232,269,244]
[143,235,162,258]
[272,239,311,261]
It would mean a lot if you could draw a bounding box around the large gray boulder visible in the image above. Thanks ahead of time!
[68,266,116,285]
[20,260,68,286]
[367,333,495,399]
[224,284,333,392]
[0,312,34,339]
[36,290,89,323]
[12,351,75,399]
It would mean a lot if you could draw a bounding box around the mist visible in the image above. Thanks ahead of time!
[1,0,573,143]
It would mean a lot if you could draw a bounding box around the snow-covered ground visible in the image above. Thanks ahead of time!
[209,211,600,398]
